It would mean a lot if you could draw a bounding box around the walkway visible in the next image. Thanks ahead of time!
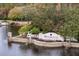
[8,36,79,48]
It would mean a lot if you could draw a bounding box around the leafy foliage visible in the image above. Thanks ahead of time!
[58,8,79,40]
[18,25,32,34]
[31,27,40,34]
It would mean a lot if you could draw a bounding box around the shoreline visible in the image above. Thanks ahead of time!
[8,35,79,48]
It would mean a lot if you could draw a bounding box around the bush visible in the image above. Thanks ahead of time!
[31,27,40,34]
[8,6,37,21]
[8,7,25,21]
[18,25,32,34]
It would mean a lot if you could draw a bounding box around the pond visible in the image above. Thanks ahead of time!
[0,26,79,56]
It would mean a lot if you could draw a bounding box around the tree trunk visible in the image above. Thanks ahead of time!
[64,4,68,8]
[69,3,72,9]
[56,3,61,16]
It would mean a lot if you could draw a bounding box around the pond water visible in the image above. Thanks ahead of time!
[0,26,79,56]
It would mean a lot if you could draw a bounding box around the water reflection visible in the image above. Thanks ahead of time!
[0,26,79,56]
[19,44,64,56]
[62,48,79,56]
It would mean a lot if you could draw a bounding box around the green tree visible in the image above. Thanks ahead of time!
[42,20,54,32]
[58,8,79,41]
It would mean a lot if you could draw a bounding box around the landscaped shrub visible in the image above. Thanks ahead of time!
[31,27,40,34]
[18,25,32,34]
